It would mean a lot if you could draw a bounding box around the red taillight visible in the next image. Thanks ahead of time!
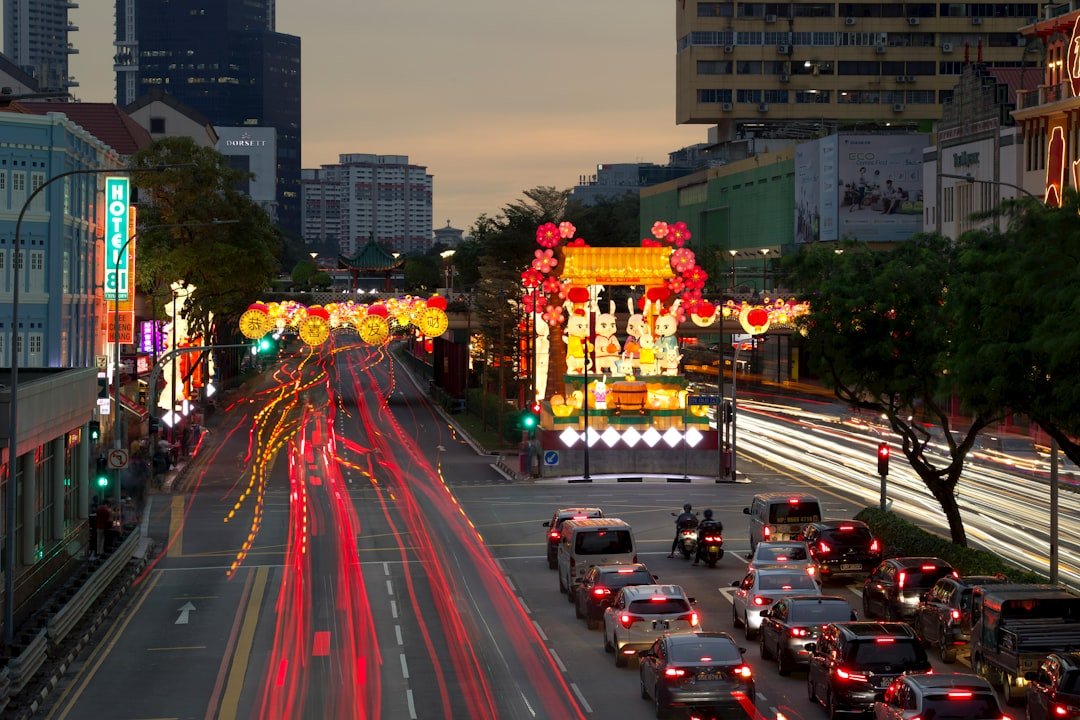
[734,664,752,678]
[549,531,560,539]
[950,609,961,621]
[753,595,773,606]
[664,667,687,678]
[870,538,881,553]
[592,587,611,597]
[835,667,869,682]
[620,613,640,629]
[572,515,587,519]
[898,571,907,589]
[818,541,831,554]
[704,535,722,542]
[1053,705,1073,717]
[616,568,635,573]
[921,564,937,571]
[875,637,896,643]
[839,525,854,531]
[632,554,638,563]
[947,691,973,699]
[676,611,700,627]
[790,627,809,637]
[650,596,669,602]
[788,498,800,505]
[952,570,960,578]
[763,525,772,539]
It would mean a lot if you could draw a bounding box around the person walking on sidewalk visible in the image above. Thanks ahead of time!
[94,499,113,558]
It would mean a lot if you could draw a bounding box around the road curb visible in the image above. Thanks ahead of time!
[533,474,724,484]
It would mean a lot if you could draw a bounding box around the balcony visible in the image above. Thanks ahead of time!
[1016,80,1077,110]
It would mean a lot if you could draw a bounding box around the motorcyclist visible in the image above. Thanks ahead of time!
[669,503,698,558]
[693,508,724,565]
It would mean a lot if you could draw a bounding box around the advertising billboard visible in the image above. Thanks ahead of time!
[836,134,927,243]
[794,141,820,244]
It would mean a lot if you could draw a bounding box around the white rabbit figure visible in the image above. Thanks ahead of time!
[562,303,592,375]
[637,325,658,376]
[534,312,550,400]
[159,281,192,413]
[623,297,646,369]
[592,300,621,374]
[655,299,682,376]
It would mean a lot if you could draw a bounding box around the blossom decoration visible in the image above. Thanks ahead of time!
[651,221,670,239]
[671,248,696,273]
[536,222,561,248]
[668,221,691,247]
[532,248,558,274]
[521,268,543,288]
[558,221,577,239]
[567,237,589,247]
[641,237,661,248]
[542,304,565,327]
[665,276,685,295]
[542,276,562,295]
[522,292,539,314]
[682,265,708,290]
[681,288,703,303]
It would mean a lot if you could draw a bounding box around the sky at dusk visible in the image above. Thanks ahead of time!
[64,1,706,234]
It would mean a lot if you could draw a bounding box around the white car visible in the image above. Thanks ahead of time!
[603,584,699,667]
[730,566,820,639]
[748,541,816,578]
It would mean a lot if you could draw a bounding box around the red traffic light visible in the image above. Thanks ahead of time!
[876,442,890,477]
[530,401,542,415]
[877,443,890,459]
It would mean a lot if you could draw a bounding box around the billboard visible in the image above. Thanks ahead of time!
[794,142,820,244]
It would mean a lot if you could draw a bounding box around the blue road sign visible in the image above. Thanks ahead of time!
[543,450,560,466]
[687,394,722,406]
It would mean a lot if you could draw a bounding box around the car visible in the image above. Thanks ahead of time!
[543,507,603,569]
[807,622,932,717]
[638,632,754,719]
[802,520,882,581]
[730,566,821,640]
[875,672,1004,720]
[603,584,700,668]
[758,595,858,676]
[913,574,1013,663]
[744,492,822,551]
[558,517,636,599]
[862,557,956,621]
[748,541,813,574]
[1025,652,1080,720]
[575,563,656,630]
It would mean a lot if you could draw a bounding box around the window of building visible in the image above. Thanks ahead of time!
[764,89,790,103]
[839,60,882,75]
[34,443,54,557]
[150,117,166,133]
[736,31,763,44]
[796,90,832,103]
[13,172,25,192]
[794,3,835,17]
[906,90,936,103]
[839,3,881,16]
[737,60,763,74]
[698,88,734,103]
[738,3,766,16]
[737,89,763,103]
[698,60,733,74]
[698,2,735,17]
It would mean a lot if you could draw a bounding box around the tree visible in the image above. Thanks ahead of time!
[128,137,280,338]
[291,258,316,287]
[785,235,1004,546]
[404,255,440,292]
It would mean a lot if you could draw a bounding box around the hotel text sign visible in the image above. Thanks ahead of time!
[105,177,131,302]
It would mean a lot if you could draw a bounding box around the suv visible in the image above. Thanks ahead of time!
[543,507,602,569]
[575,563,656,630]
[807,622,931,716]
[913,574,1012,663]
[862,557,956,621]
[603,584,699,668]
[802,520,882,581]
[744,493,822,551]
[875,672,1004,720]
[1026,652,1080,720]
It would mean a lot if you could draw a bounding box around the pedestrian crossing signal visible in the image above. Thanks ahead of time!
[95,455,109,489]
[89,420,101,442]
[877,442,890,477]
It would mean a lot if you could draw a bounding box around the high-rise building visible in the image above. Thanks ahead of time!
[302,154,433,257]
[3,0,79,95]
[113,0,301,235]
[676,0,1037,139]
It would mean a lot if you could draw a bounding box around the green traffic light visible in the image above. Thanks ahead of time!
[96,475,109,489]
[521,413,538,429]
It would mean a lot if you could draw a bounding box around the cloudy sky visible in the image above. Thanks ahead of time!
[66,2,705,233]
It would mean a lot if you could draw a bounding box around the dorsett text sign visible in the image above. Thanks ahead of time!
[104,177,131,302]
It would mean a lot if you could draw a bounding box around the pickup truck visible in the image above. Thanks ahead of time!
[969,583,1080,706]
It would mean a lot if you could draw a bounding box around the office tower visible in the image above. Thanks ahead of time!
[3,0,78,94]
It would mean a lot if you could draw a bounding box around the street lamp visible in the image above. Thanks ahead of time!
[938,173,1037,200]
[760,248,772,293]
[440,249,456,293]
[728,249,738,290]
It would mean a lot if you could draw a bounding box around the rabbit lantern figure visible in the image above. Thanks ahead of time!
[655,300,682,376]
[563,305,593,375]
[592,300,621,374]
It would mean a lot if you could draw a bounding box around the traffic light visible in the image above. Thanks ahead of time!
[877,442,890,477]
[520,409,538,431]
[252,334,278,356]
[89,420,101,442]
[95,455,109,491]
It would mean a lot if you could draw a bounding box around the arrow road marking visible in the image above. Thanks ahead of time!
[175,601,197,624]
[718,587,737,605]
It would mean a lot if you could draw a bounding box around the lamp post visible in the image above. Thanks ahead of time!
[440,249,456,294]
[760,248,772,293]
[728,249,738,290]
[938,173,1037,200]
[3,163,186,647]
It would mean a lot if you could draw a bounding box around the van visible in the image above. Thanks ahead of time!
[557,518,636,598]
[744,492,822,551]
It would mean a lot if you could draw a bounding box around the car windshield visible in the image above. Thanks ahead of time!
[604,571,654,589]
[789,601,854,623]
[756,545,807,562]
[820,527,872,547]
[848,640,927,668]
[921,694,1000,718]
[769,502,821,524]
[669,638,742,663]
[1062,671,1080,694]
[629,597,690,614]
[575,530,633,555]
[758,573,817,591]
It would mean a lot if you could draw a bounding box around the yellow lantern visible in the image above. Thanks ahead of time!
[358,315,389,345]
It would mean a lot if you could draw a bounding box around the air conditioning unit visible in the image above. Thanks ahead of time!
[758,102,770,112]
[765,13,778,22]
[780,73,791,82]
[972,16,983,24]
[896,75,908,83]
[942,42,954,53]
[875,44,887,54]
[777,44,790,54]
[908,16,920,25]
[893,103,906,112]
[845,16,856,25]
[721,102,734,111]
[724,44,735,53]
[904,75,916,82]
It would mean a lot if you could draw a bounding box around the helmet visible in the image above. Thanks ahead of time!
[703,509,714,520]
[683,503,692,513]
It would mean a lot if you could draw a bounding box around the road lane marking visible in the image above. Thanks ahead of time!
[391,600,398,619]
[205,569,256,720]
[168,494,185,558]
[406,689,418,719]
[218,565,270,720]
[518,597,531,614]
[718,587,737,605]
[386,579,394,596]
[399,653,410,679]
[505,575,517,592]
[383,561,390,575]
[394,625,403,645]
[532,620,548,642]
[570,683,593,714]
[520,691,537,717]
[147,645,207,651]
[549,648,567,672]
[52,572,162,720]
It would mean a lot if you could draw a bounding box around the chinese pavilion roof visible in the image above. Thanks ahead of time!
[338,240,404,272]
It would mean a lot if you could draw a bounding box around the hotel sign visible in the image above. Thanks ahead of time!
[104,177,131,302]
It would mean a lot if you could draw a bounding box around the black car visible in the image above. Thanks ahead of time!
[1026,652,1080,720]
[913,574,1012,663]
[543,507,602,569]
[807,622,931,717]
[802,520,882,581]
[638,632,754,719]
[574,563,656,630]
[862,557,956,621]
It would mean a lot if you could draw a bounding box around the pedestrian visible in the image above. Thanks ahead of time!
[95,499,113,557]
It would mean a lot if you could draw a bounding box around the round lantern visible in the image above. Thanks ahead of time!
[426,295,448,311]
[358,314,390,345]
[419,307,449,337]
[690,301,717,328]
[239,303,273,339]
[739,305,771,335]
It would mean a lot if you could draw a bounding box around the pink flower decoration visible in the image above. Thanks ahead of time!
[672,305,687,324]
[669,221,691,247]
[542,276,562,294]
[651,221,670,239]
[532,248,558,274]
[522,292,539,314]
[557,280,572,300]
[536,222,560,248]
[671,248,696,273]
[682,265,708,290]
[567,237,589,247]
[681,288,703,304]
[543,304,565,327]
[665,276,685,294]
[521,268,543,288]
[558,221,577,239]
[641,238,661,248]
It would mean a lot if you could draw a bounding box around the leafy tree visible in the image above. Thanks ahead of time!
[564,193,640,247]
[404,255,440,292]
[291,258,316,287]
[310,271,332,289]
[785,235,1003,546]
[129,137,280,338]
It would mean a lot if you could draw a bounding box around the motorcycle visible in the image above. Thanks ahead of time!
[672,512,699,560]
[697,529,725,568]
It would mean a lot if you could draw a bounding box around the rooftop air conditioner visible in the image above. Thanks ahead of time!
[875,44,887,54]
[722,102,734,111]
[942,42,954,52]
[896,75,907,83]
[777,44,790,54]
[758,102,770,112]
[845,16,856,25]
[908,16,920,25]
[893,103,905,112]
[724,44,735,53]
[904,75,916,82]
[780,73,791,82]
[765,13,778,22]
[972,16,983,24]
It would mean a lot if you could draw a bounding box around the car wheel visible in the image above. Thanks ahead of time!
[654,686,668,719]
[939,628,957,664]
[732,603,742,628]
[559,572,567,594]
[640,675,649,700]
[567,585,576,604]
[744,614,757,640]
[884,602,896,621]
[827,689,841,720]
[1004,673,1024,707]
[604,630,614,653]
[778,648,793,676]
[615,645,628,668]
[759,632,773,660]
[547,556,557,570]
[586,615,600,631]
[807,672,818,703]
[574,595,584,619]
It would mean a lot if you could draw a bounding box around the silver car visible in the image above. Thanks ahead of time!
[730,566,821,639]
[748,541,816,578]
[603,584,700,667]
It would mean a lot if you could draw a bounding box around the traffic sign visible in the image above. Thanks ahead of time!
[96,355,109,371]
[687,394,722,406]
[107,449,129,469]
[543,450,560,467]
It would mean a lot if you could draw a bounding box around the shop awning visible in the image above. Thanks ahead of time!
[119,392,148,420]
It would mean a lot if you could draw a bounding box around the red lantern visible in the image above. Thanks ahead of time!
[427,295,448,310]
[747,307,769,327]
[424,338,434,353]
[646,287,671,303]
[367,304,388,318]
[567,287,590,304]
